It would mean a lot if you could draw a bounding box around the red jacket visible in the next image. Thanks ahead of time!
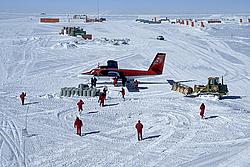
[74,118,82,128]
[135,122,143,132]
[113,78,118,85]
[121,88,125,96]
[200,104,205,111]
[77,100,84,107]
[99,94,105,102]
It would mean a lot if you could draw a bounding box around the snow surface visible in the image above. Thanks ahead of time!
[0,13,250,167]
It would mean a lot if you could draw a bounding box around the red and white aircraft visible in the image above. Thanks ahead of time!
[82,53,166,80]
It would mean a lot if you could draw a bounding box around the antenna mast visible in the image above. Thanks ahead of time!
[97,0,100,20]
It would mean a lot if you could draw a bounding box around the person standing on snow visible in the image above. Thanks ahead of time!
[74,117,83,136]
[20,92,26,105]
[103,86,108,99]
[113,77,118,87]
[98,93,105,107]
[77,99,84,112]
[134,80,139,88]
[120,87,125,99]
[199,103,205,119]
[135,120,143,141]
[91,76,97,88]
[121,77,127,87]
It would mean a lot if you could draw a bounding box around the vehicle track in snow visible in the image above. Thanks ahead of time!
[0,120,24,167]
[3,21,41,83]
[153,99,250,166]
[1,16,250,167]
[95,104,197,166]
[178,142,250,167]
[56,107,76,131]
[163,25,250,89]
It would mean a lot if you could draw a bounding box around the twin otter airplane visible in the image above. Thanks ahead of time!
[82,53,166,80]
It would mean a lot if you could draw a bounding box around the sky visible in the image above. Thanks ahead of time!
[0,0,250,14]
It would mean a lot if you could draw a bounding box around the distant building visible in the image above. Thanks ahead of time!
[136,18,161,24]
[208,20,222,24]
[40,18,59,23]
[59,27,92,40]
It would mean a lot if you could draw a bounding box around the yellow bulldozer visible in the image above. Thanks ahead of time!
[171,77,228,99]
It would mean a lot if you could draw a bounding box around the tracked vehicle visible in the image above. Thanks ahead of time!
[171,77,228,99]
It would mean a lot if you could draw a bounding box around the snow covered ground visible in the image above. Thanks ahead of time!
[0,13,250,167]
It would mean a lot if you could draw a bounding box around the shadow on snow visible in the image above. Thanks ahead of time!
[143,135,161,140]
[204,116,218,119]
[104,103,119,107]
[87,111,98,114]
[220,96,242,100]
[24,101,39,105]
[82,131,100,136]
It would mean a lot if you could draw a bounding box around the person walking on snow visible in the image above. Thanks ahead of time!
[200,103,205,119]
[120,87,125,99]
[135,120,143,141]
[98,93,105,107]
[77,99,84,112]
[20,92,26,105]
[74,117,83,136]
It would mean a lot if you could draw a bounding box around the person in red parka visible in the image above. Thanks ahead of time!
[74,117,83,136]
[20,92,26,105]
[120,87,125,99]
[98,93,105,107]
[135,120,143,141]
[113,77,118,87]
[200,103,205,119]
[77,99,84,112]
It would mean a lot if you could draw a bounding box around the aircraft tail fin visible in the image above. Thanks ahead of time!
[148,53,166,74]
